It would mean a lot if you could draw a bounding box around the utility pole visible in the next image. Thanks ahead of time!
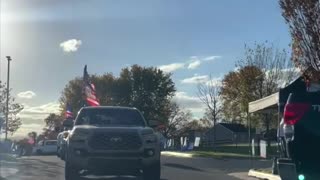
[5,56,11,140]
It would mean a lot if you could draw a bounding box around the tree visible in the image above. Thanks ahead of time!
[118,65,176,123]
[40,113,63,140]
[238,42,298,96]
[221,66,264,125]
[0,83,24,135]
[280,0,320,78]
[160,102,192,139]
[44,113,63,131]
[60,65,176,124]
[235,43,298,146]
[197,77,222,148]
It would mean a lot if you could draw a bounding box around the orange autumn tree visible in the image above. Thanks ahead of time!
[280,0,320,78]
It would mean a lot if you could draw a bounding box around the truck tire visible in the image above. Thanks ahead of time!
[65,161,80,180]
[143,161,161,180]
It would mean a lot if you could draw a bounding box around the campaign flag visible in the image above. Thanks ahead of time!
[83,65,100,106]
[65,103,73,119]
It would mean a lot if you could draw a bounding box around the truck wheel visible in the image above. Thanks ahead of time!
[143,161,161,180]
[65,162,80,180]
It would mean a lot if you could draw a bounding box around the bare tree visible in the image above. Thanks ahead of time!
[197,76,222,148]
[238,42,298,98]
[161,102,192,139]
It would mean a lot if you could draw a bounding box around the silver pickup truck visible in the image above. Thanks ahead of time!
[64,106,161,180]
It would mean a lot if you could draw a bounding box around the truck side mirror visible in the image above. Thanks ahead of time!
[63,131,69,139]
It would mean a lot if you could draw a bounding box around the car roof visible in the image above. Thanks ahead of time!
[80,106,137,110]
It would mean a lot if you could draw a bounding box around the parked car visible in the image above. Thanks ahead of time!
[34,140,58,155]
[278,92,320,179]
[57,119,74,160]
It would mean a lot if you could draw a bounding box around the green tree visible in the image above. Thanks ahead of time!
[280,0,320,79]
[59,65,176,124]
[0,83,24,135]
[119,65,176,123]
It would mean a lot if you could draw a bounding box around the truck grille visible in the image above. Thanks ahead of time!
[89,131,142,150]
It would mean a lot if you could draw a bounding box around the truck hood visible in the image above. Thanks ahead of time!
[72,125,153,133]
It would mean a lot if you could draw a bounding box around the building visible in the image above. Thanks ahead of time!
[202,123,249,146]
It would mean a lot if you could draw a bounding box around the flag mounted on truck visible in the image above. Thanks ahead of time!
[65,103,74,118]
[83,65,100,106]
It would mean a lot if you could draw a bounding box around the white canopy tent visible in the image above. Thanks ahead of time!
[248,92,279,113]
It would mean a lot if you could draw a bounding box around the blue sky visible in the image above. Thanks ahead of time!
[0,0,291,137]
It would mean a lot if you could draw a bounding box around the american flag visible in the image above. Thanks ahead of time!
[83,65,100,106]
[65,103,73,118]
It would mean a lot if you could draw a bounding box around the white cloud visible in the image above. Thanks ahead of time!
[8,102,61,138]
[159,63,185,73]
[205,77,223,87]
[159,55,222,72]
[13,123,44,138]
[203,56,221,61]
[20,102,61,116]
[173,92,205,116]
[187,60,201,69]
[17,91,36,99]
[181,75,209,84]
[60,39,82,52]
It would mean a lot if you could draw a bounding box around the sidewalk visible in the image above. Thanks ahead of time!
[248,169,281,180]
[0,168,19,179]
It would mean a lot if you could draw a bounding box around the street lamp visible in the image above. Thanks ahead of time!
[5,56,11,140]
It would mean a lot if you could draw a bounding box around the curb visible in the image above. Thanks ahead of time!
[248,169,281,180]
[161,151,194,158]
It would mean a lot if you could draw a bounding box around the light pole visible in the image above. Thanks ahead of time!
[5,56,11,140]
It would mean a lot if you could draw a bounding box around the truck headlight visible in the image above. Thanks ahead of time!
[69,130,89,141]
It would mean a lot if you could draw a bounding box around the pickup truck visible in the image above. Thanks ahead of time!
[278,92,320,180]
[64,106,161,180]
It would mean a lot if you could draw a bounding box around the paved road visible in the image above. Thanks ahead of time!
[0,155,271,180]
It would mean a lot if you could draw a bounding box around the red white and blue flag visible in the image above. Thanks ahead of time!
[65,103,73,118]
[83,65,100,106]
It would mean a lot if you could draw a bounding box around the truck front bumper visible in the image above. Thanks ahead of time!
[67,148,160,175]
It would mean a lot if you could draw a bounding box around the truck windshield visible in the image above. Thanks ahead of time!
[75,108,146,127]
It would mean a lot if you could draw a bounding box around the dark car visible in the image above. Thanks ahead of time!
[278,92,320,179]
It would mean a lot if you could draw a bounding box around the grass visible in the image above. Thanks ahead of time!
[0,153,17,162]
[188,143,278,159]
[190,150,251,159]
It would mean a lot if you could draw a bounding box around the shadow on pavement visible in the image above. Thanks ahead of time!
[163,163,204,172]
[79,176,168,180]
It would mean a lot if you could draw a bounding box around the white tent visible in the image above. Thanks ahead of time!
[248,92,279,113]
